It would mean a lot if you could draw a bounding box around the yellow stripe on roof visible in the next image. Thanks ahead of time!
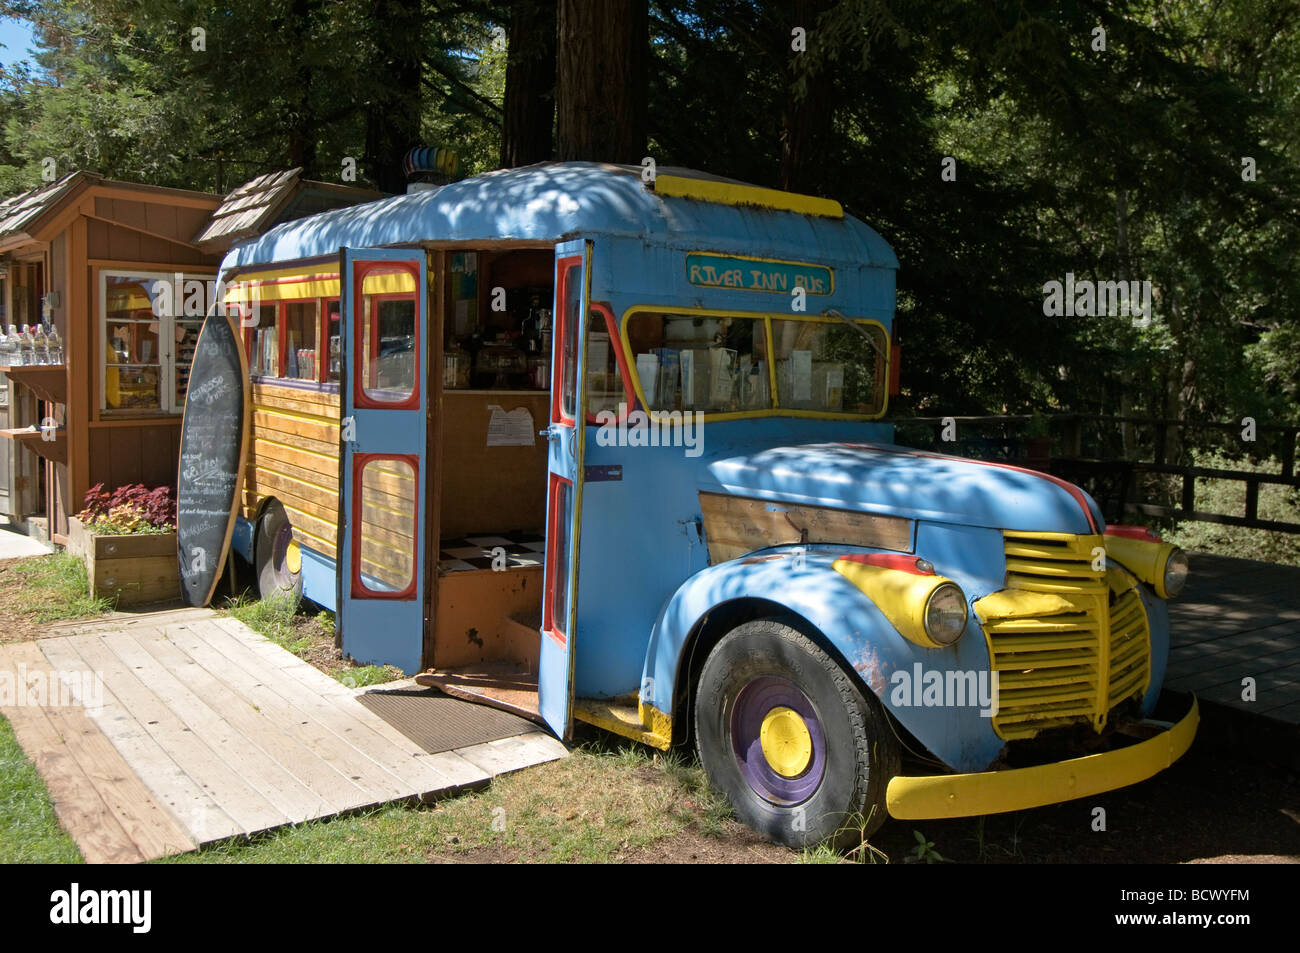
[652,175,842,219]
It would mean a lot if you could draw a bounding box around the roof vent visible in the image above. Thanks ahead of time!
[403,147,459,193]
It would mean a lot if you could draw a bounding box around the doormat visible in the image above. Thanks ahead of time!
[356,688,537,754]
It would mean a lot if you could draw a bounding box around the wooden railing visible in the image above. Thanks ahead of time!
[889,414,1300,534]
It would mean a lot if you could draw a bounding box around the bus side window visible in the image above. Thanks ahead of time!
[584,304,633,420]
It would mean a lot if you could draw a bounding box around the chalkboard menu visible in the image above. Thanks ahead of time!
[176,310,249,607]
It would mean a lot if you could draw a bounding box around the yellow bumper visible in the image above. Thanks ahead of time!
[886,696,1199,820]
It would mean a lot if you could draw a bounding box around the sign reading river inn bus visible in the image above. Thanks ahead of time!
[177,162,1198,848]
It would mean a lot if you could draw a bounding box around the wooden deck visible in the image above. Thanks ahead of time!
[1166,553,1300,722]
[0,610,566,862]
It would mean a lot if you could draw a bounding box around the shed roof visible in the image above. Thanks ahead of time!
[0,172,91,241]
[222,162,898,274]
[193,168,385,252]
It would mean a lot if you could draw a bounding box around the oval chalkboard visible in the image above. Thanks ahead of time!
[176,309,250,607]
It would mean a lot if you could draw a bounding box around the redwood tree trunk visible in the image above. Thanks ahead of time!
[365,0,423,193]
[780,0,835,193]
[501,0,557,168]
[555,0,647,163]
[284,0,318,175]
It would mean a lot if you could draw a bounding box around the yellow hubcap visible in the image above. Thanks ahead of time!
[285,539,301,575]
[759,706,813,778]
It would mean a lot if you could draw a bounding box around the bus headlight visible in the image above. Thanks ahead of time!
[1163,548,1189,598]
[924,583,968,646]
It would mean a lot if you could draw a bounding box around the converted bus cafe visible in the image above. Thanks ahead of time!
[191,162,1201,850]
[0,169,379,547]
[208,161,893,723]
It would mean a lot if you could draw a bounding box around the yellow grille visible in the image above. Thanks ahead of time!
[984,532,1151,740]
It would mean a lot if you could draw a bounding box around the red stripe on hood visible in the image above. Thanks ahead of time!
[840,443,1100,534]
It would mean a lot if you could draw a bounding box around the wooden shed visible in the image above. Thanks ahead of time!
[0,172,223,543]
[0,169,383,545]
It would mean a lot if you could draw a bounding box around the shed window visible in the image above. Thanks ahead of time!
[100,271,215,416]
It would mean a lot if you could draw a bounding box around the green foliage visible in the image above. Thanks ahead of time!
[0,0,504,192]
[0,0,1294,454]
[1163,452,1300,567]
[910,828,948,863]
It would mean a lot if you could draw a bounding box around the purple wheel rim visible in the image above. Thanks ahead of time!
[730,675,826,805]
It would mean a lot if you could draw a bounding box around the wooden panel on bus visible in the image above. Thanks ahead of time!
[356,456,417,594]
[243,380,342,557]
[698,491,912,564]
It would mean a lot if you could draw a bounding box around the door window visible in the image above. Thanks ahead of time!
[544,474,574,644]
[352,454,418,598]
[354,263,419,408]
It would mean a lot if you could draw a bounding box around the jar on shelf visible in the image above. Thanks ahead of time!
[444,342,471,389]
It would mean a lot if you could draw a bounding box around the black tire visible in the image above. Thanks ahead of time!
[255,500,303,603]
[694,619,899,849]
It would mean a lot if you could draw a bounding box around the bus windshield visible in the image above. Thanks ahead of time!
[622,311,887,417]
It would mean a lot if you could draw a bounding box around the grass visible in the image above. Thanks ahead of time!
[156,735,781,864]
[1162,451,1300,567]
[221,590,401,685]
[0,715,82,863]
[0,553,112,634]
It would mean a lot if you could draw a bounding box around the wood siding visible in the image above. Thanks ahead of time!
[242,381,341,558]
[88,198,214,265]
[87,422,182,496]
[438,391,549,537]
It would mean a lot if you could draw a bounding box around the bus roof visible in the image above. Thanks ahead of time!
[221,161,898,275]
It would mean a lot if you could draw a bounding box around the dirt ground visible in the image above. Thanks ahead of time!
[857,735,1300,864]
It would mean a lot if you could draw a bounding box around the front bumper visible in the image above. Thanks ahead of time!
[885,696,1198,820]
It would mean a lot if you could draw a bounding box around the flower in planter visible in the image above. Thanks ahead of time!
[76,483,176,535]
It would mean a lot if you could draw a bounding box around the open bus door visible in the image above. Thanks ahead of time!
[338,248,428,674]
[538,239,590,738]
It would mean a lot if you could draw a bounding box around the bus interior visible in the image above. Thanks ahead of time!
[420,245,557,717]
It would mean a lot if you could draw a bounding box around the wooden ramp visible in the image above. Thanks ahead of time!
[0,611,566,862]
[1166,552,1300,722]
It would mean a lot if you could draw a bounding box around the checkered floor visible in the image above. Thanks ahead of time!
[438,531,546,573]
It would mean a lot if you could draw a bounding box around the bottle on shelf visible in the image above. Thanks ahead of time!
[33,324,48,365]
[46,324,63,364]
[0,326,12,366]
[18,325,35,366]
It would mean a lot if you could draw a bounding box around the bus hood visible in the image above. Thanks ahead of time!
[699,441,1103,535]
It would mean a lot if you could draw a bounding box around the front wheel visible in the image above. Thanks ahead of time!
[694,619,899,848]
[255,500,303,603]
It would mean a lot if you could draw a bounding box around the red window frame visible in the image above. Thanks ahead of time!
[321,296,340,384]
[585,301,637,424]
[281,296,323,382]
[351,261,421,411]
[350,452,420,600]
[242,300,283,377]
[551,256,582,426]
[542,472,573,647]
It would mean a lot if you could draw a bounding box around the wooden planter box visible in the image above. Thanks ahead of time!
[67,517,180,606]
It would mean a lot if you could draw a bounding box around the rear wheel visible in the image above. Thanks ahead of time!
[694,619,899,848]
[255,500,303,602]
